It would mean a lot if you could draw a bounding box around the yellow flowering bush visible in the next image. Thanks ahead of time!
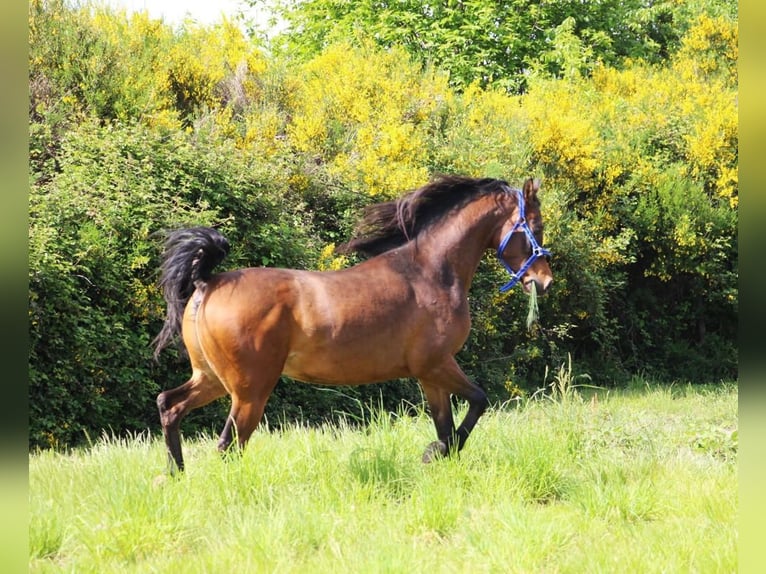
[677,14,738,83]
[432,83,529,178]
[524,78,603,192]
[316,243,349,271]
[285,43,447,196]
[164,20,267,116]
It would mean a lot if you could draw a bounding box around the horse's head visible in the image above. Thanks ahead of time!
[494,178,553,295]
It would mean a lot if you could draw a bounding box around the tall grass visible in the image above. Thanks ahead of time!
[29,382,737,573]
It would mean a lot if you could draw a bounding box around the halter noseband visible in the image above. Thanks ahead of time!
[496,188,551,293]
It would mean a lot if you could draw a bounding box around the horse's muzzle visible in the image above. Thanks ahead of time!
[523,277,553,295]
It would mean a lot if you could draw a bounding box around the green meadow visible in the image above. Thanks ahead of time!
[30,382,737,573]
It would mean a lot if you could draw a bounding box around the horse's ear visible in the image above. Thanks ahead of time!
[523,178,540,203]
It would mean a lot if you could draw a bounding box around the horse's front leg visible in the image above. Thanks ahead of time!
[419,357,489,462]
[420,384,455,463]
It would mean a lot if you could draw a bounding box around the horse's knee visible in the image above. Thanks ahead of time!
[473,391,489,414]
[462,384,488,413]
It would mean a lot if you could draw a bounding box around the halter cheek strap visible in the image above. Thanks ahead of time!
[496,189,551,293]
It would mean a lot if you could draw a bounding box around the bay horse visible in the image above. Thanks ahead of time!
[153,175,553,473]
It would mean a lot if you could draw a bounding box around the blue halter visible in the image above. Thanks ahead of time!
[496,188,551,293]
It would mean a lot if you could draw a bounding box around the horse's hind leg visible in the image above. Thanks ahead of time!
[157,371,226,474]
[216,371,281,456]
[217,411,236,452]
[419,357,489,462]
[216,398,271,455]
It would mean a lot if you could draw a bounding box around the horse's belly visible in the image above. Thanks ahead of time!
[282,344,409,386]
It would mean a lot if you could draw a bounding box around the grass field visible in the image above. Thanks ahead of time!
[29,381,737,573]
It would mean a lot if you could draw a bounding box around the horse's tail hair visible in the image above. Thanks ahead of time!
[152,227,230,360]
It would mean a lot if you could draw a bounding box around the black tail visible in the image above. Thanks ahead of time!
[152,227,230,360]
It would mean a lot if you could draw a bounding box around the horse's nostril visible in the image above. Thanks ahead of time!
[529,277,553,294]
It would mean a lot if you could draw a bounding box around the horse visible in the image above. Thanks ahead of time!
[153,175,553,473]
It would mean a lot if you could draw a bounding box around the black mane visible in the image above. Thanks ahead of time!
[336,175,512,257]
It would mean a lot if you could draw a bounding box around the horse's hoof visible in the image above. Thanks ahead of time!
[422,441,448,463]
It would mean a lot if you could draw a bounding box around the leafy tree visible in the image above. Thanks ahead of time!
[255,0,737,91]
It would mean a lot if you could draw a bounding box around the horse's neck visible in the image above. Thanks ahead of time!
[416,197,506,292]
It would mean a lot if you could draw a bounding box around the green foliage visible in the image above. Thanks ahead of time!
[28,119,317,448]
[261,0,738,91]
[29,0,737,449]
